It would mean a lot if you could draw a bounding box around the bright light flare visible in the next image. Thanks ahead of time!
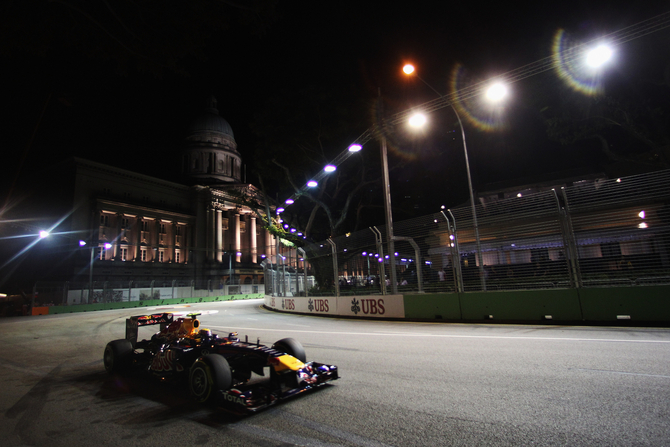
[403,64,415,75]
[638,210,646,219]
[307,180,318,187]
[348,144,362,152]
[408,112,427,127]
[586,44,613,68]
[486,82,508,102]
[39,231,49,239]
[285,199,294,205]
[324,165,336,173]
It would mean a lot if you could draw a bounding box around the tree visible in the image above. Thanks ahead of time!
[542,58,670,174]
[250,83,382,241]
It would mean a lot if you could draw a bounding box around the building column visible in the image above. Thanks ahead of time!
[155,219,161,262]
[235,213,241,263]
[172,222,177,263]
[250,216,257,264]
[135,216,143,261]
[216,209,223,262]
[114,213,122,260]
[207,208,215,262]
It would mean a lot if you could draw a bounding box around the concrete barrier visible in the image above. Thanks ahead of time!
[40,293,264,315]
[265,286,670,325]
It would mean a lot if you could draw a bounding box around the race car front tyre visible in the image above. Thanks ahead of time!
[189,354,233,403]
[272,338,306,362]
[104,339,133,374]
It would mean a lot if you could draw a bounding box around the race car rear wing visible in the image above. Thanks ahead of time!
[125,313,173,348]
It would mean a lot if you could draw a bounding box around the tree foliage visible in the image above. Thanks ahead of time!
[250,83,381,240]
[542,61,670,172]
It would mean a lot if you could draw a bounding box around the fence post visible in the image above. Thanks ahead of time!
[370,227,387,295]
[327,238,340,297]
[552,189,576,288]
[561,188,583,288]
[394,236,423,293]
[297,247,307,297]
[442,211,464,293]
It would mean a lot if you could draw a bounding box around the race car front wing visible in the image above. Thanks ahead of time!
[217,361,339,413]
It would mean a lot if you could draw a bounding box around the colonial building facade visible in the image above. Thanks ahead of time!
[64,97,275,288]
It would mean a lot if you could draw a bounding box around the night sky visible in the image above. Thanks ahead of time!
[3,1,670,215]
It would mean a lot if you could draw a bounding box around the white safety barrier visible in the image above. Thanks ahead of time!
[264,295,405,319]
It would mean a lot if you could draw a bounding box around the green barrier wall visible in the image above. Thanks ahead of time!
[46,293,264,315]
[402,293,462,320]
[404,286,670,324]
[43,286,670,324]
[579,286,670,322]
[459,289,583,322]
[404,289,582,322]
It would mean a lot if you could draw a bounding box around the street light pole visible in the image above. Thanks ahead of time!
[450,106,486,291]
[403,65,487,290]
[380,132,398,294]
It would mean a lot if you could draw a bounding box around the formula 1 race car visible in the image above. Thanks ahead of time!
[103,312,338,413]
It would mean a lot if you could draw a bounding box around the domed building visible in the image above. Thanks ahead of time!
[34,97,279,303]
[182,97,243,185]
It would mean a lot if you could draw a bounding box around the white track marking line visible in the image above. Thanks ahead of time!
[207,326,670,344]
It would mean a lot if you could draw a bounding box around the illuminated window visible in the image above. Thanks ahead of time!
[141,248,147,262]
[222,218,229,230]
[175,250,181,263]
[159,250,165,263]
[240,220,246,233]
[120,247,127,261]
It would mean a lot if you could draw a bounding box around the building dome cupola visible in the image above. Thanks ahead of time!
[182,96,242,185]
[188,96,235,141]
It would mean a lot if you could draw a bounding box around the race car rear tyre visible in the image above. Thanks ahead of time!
[189,354,233,403]
[272,338,306,362]
[104,339,133,374]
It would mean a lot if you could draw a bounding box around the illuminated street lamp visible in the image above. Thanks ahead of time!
[403,64,508,290]
[586,44,613,68]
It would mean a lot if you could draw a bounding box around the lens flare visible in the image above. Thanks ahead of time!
[449,64,506,132]
[552,29,607,96]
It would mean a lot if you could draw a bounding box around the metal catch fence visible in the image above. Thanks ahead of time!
[302,169,670,295]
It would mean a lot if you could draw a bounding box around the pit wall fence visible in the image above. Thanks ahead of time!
[263,285,670,324]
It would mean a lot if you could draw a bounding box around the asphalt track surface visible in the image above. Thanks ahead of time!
[1,299,669,446]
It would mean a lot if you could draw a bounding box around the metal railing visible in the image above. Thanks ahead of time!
[301,169,670,295]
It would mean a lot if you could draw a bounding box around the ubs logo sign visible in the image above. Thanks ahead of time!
[308,298,330,313]
[351,298,385,315]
